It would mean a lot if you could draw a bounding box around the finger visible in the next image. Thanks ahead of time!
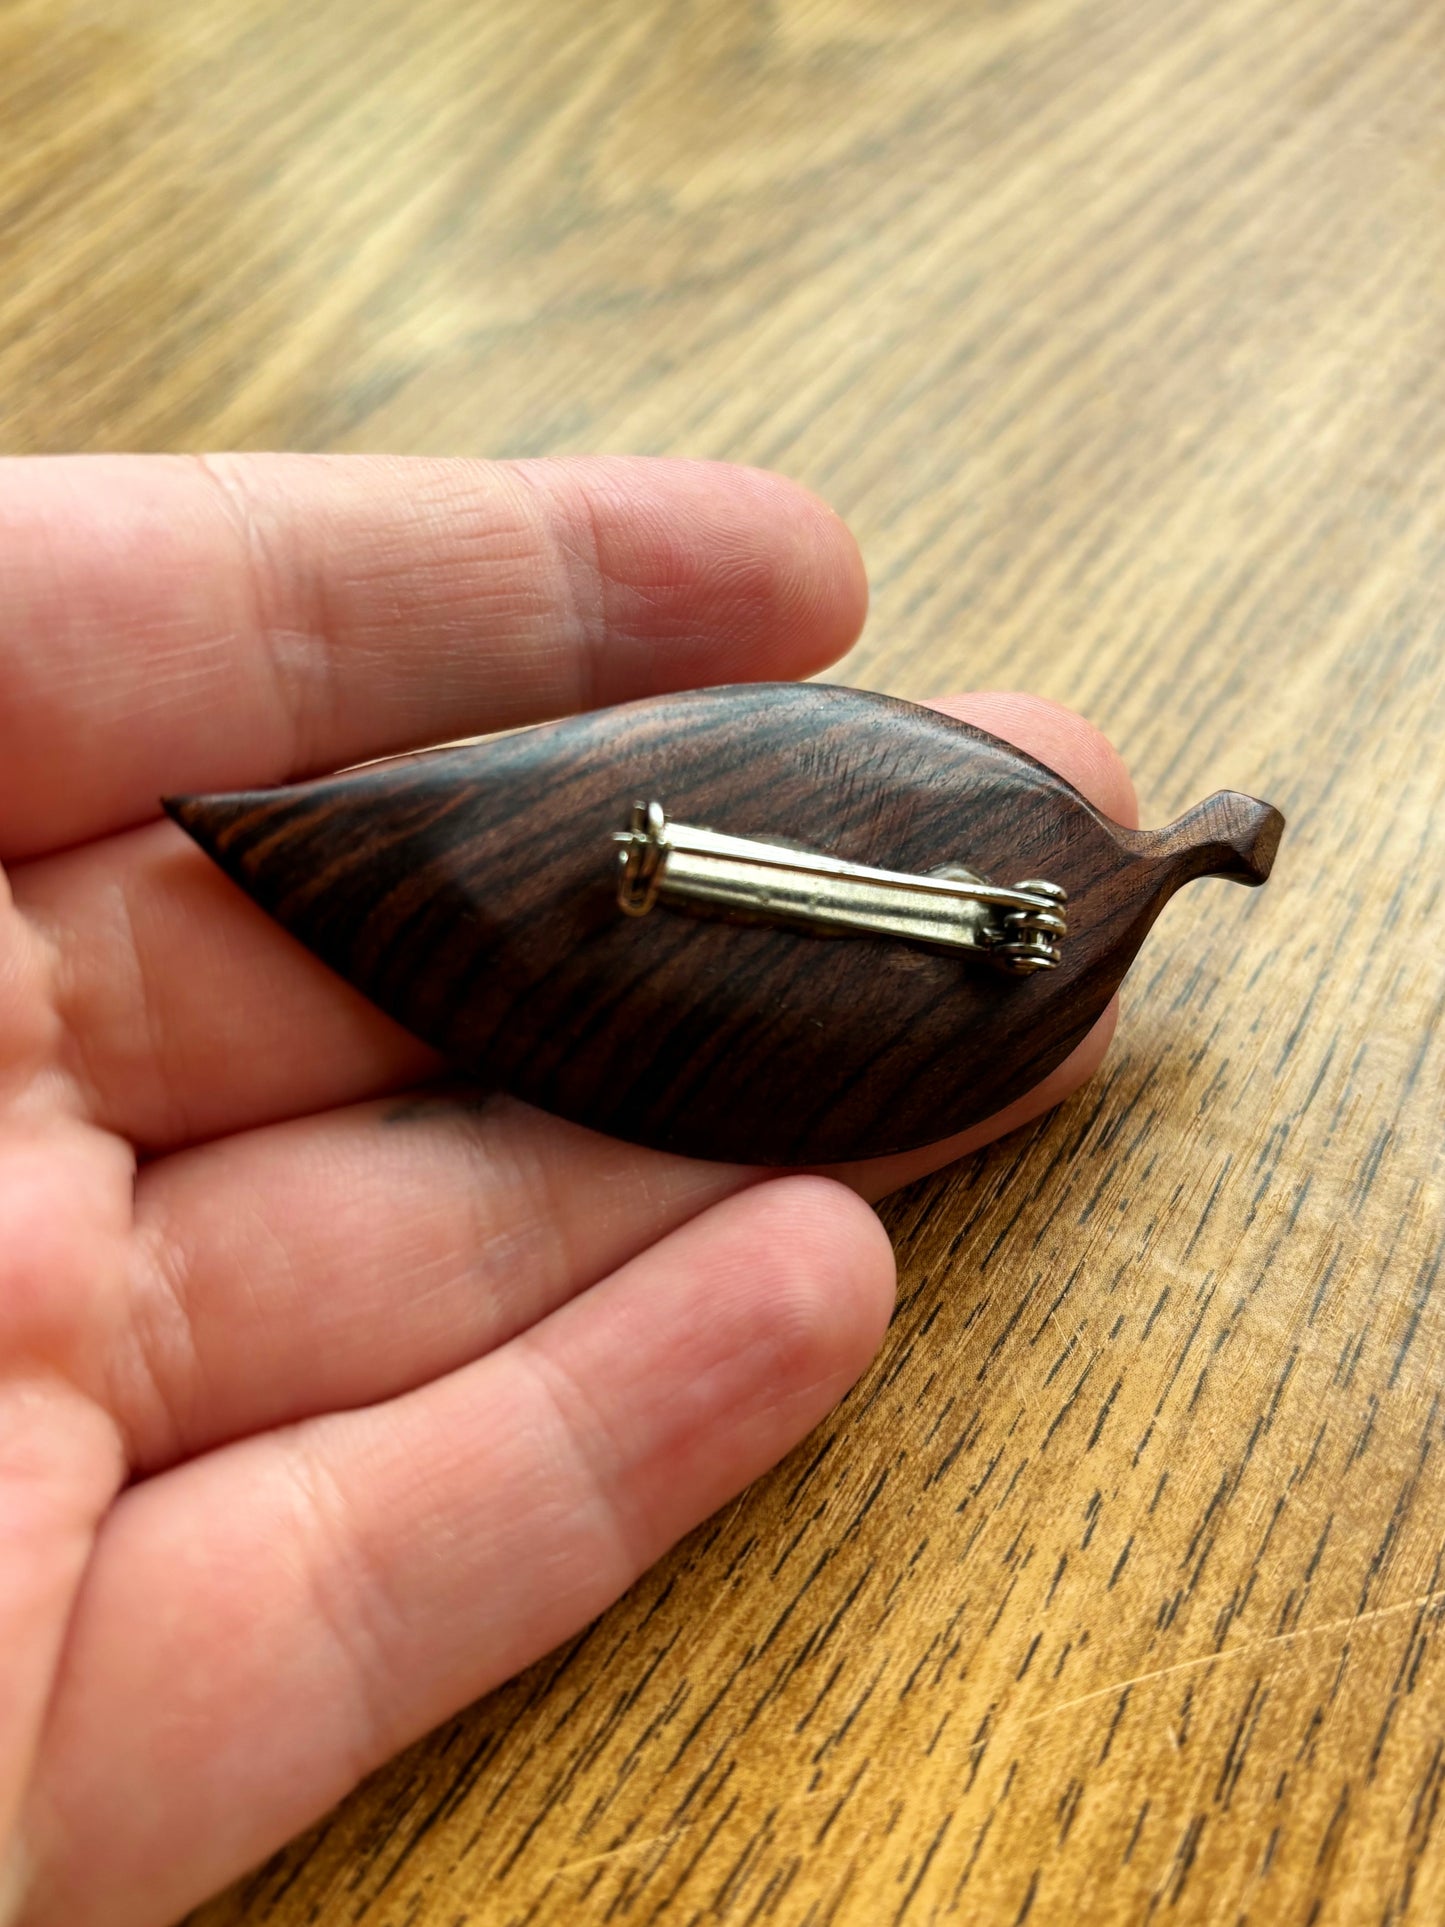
[21,1179,894,1927]
[0,454,867,862]
[16,695,1136,1152]
[115,1092,757,1471]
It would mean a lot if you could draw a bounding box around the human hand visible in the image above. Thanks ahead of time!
[0,456,1135,1925]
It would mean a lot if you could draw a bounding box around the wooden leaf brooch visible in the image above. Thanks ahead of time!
[167,682,1284,1164]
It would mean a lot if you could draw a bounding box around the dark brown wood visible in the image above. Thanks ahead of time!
[167,684,1282,1164]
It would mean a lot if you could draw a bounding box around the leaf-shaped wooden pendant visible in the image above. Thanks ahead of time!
[166,683,1283,1164]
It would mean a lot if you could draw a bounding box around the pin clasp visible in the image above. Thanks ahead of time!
[614,801,1066,974]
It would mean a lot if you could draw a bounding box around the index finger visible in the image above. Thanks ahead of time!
[0,454,867,862]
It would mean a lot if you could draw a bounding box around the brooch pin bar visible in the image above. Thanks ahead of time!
[613,799,1067,974]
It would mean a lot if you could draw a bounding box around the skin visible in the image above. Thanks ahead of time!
[0,455,1137,1927]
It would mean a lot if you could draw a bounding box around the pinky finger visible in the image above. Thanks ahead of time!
[19,1179,895,1927]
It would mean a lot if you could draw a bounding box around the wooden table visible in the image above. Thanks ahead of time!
[6,0,1444,1919]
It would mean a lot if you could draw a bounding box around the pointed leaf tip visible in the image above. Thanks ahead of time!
[160,790,256,861]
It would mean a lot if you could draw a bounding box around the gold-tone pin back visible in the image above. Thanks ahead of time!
[613,800,1066,974]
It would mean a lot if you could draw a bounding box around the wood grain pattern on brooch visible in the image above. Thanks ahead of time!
[166,682,1283,1164]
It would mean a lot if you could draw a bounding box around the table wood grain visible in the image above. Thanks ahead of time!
[4,0,1443,1920]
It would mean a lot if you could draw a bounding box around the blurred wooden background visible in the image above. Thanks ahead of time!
[5,0,1445,1920]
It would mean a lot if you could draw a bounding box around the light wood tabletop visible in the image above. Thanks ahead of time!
[5,0,1445,1921]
